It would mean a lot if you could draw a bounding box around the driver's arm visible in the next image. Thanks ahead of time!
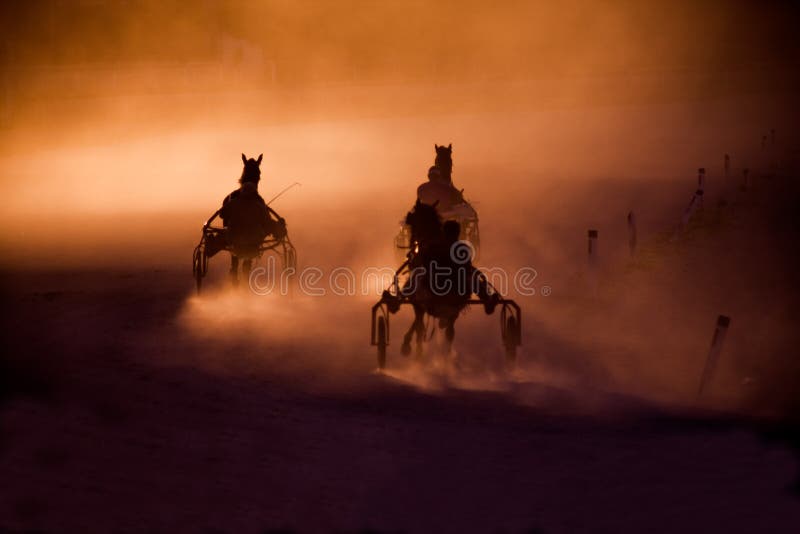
[266,205,285,223]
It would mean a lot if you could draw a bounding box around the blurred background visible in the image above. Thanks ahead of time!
[2,4,800,529]
[0,0,798,413]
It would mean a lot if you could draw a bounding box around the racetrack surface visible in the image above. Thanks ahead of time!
[1,267,799,533]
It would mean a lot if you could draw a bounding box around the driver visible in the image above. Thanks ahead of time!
[219,153,286,284]
[417,166,463,214]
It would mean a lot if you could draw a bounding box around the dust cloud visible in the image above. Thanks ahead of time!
[1,1,798,417]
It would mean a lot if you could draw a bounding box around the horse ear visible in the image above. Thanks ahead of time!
[447,143,452,150]
[256,154,263,164]
[434,144,439,150]
[241,153,247,164]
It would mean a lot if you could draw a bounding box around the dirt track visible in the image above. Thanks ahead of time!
[1,260,799,532]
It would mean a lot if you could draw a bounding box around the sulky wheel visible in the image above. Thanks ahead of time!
[377,316,388,370]
[503,314,518,366]
[464,221,481,262]
[468,223,480,249]
[285,245,297,273]
[193,248,204,294]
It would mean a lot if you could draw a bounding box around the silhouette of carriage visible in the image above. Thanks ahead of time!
[394,200,481,263]
[371,263,521,370]
[192,208,297,293]
[375,202,520,370]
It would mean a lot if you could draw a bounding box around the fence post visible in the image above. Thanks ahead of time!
[681,189,703,230]
[724,154,730,178]
[627,212,637,256]
[587,229,598,294]
[697,315,731,398]
[697,168,705,209]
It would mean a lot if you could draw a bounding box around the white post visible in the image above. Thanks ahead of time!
[698,315,731,398]
[627,212,637,256]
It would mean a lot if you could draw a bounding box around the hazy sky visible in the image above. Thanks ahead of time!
[2,0,798,82]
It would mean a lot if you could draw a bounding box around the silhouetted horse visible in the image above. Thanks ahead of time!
[219,153,285,285]
[434,143,453,183]
[399,200,497,357]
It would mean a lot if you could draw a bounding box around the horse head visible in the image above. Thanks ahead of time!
[240,153,263,184]
[434,143,453,181]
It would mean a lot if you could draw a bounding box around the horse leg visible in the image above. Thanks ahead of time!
[401,305,425,357]
[242,258,253,289]
[401,320,415,356]
[414,307,426,360]
[229,255,239,287]
[443,317,455,356]
[474,270,500,314]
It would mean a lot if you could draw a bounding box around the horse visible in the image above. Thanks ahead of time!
[434,143,453,183]
[434,143,466,207]
[398,200,498,358]
[219,153,285,286]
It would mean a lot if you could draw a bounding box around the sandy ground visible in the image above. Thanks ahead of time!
[2,92,800,532]
[1,267,799,533]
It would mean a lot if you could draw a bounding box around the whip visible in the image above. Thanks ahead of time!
[267,182,302,205]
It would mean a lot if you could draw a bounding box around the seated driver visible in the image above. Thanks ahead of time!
[219,153,285,284]
[416,166,463,213]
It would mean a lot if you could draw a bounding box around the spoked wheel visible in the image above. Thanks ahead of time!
[394,226,411,264]
[377,316,388,370]
[285,245,297,273]
[503,314,518,366]
[466,222,480,258]
[192,247,205,294]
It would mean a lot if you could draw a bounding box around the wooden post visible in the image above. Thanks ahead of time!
[771,128,775,145]
[762,135,767,150]
[627,212,637,256]
[587,229,598,262]
[697,168,705,209]
[698,315,731,398]
[587,229,598,294]
[681,189,703,230]
[742,167,749,191]
[724,154,730,178]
